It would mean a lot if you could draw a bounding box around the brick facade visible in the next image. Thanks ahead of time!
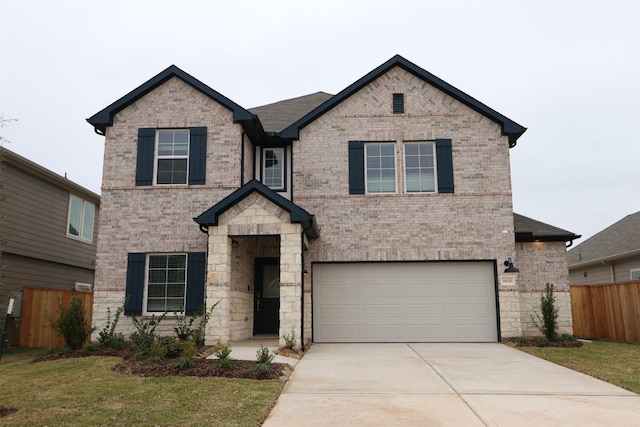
[91,59,572,347]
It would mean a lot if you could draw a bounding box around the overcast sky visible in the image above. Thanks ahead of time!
[1,0,638,243]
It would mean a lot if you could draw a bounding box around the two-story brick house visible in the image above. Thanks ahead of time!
[88,55,578,348]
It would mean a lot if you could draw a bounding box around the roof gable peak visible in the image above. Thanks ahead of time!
[280,54,526,147]
[87,65,254,135]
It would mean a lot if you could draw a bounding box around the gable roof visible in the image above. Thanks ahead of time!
[567,211,640,267]
[194,179,319,239]
[0,147,100,204]
[513,213,580,244]
[280,55,527,147]
[87,65,259,137]
[249,92,334,134]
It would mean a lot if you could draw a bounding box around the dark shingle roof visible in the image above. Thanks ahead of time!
[249,92,334,134]
[567,211,640,266]
[514,213,580,243]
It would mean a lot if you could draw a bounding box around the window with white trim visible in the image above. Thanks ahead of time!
[365,143,396,193]
[262,147,285,190]
[156,129,189,185]
[145,254,187,313]
[404,142,436,193]
[67,195,95,242]
[631,269,640,281]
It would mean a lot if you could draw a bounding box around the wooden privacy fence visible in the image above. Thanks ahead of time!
[570,281,640,343]
[19,287,93,348]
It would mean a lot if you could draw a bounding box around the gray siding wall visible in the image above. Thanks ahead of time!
[1,162,99,270]
[569,255,640,284]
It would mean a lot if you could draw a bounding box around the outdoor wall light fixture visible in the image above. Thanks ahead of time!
[503,258,520,273]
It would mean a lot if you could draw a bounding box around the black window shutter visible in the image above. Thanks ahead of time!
[136,128,155,186]
[188,127,207,185]
[436,139,454,193]
[393,93,404,114]
[348,141,365,194]
[125,253,146,315]
[185,252,206,315]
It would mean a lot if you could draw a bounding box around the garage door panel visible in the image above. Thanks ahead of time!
[362,305,403,318]
[313,262,497,343]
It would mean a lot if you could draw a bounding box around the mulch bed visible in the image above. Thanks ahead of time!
[503,337,583,348]
[30,346,288,380]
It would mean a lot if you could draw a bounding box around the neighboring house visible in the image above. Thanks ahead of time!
[0,147,100,344]
[568,211,640,284]
[87,55,579,347]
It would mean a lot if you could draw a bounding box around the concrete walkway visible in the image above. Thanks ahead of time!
[262,343,640,427]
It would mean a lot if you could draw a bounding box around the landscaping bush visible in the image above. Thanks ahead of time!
[97,305,126,350]
[215,344,234,369]
[531,283,559,341]
[130,314,165,358]
[53,291,93,350]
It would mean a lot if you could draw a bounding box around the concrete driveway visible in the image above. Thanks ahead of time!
[262,343,639,427]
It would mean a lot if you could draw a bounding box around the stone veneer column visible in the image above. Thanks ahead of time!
[498,273,522,338]
[205,225,232,344]
[279,223,303,349]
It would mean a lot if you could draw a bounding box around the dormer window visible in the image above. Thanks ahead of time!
[261,147,286,191]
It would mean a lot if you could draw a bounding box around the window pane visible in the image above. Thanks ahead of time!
[263,148,284,189]
[405,142,436,193]
[146,254,186,313]
[81,202,95,241]
[157,159,187,184]
[156,130,189,184]
[366,143,396,193]
[68,196,82,236]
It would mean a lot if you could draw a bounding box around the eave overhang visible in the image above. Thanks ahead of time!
[280,54,527,147]
[194,179,319,239]
[515,232,582,243]
[86,65,261,139]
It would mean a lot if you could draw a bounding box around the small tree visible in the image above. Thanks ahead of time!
[54,291,93,350]
[531,283,559,341]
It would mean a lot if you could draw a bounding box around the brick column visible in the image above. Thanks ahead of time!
[279,224,302,349]
[205,225,232,344]
[498,273,522,338]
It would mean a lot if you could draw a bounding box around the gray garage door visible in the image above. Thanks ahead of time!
[313,262,498,342]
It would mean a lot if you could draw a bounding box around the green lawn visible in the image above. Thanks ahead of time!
[518,340,640,394]
[0,349,283,426]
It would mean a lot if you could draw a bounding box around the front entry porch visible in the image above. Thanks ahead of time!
[194,181,319,349]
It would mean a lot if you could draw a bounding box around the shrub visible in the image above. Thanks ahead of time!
[53,291,93,350]
[531,283,559,341]
[130,313,165,357]
[256,345,274,364]
[251,346,274,375]
[97,305,126,350]
[157,336,182,358]
[215,344,234,369]
[83,341,96,351]
[250,362,270,375]
[283,327,296,350]
[173,301,219,347]
[177,355,196,369]
[147,341,167,363]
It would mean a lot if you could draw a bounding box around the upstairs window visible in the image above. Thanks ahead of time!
[67,195,95,242]
[405,142,436,193]
[156,130,189,185]
[262,147,285,190]
[136,127,207,186]
[365,143,396,193]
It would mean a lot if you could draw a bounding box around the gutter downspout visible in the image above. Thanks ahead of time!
[240,132,246,186]
[300,231,305,351]
[602,260,615,282]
